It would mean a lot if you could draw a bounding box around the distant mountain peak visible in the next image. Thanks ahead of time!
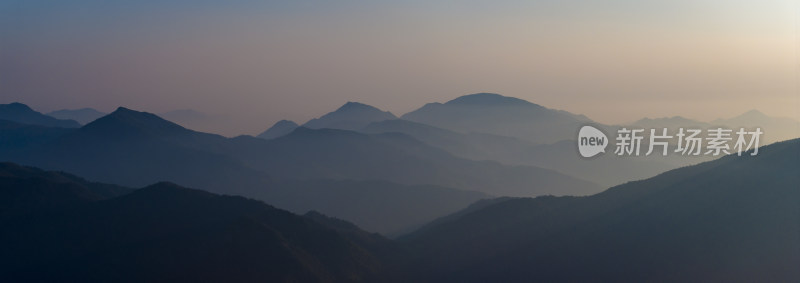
[737,109,768,118]
[5,102,32,110]
[712,109,777,124]
[257,120,299,140]
[274,119,299,127]
[303,101,397,131]
[114,106,134,113]
[445,93,535,106]
[106,107,166,121]
[0,102,80,128]
[338,101,378,110]
[401,93,590,143]
[81,107,190,138]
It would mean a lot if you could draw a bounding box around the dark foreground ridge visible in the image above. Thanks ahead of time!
[1,129,798,281]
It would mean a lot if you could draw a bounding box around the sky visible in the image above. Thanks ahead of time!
[1,0,798,136]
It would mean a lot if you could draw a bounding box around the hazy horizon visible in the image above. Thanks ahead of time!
[4,95,799,138]
[2,0,798,136]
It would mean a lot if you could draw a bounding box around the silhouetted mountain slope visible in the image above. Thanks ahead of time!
[304,210,395,251]
[262,179,489,236]
[0,177,394,282]
[0,102,80,128]
[80,107,198,139]
[304,102,397,131]
[0,119,73,156]
[16,107,271,193]
[402,138,800,282]
[0,162,131,218]
[257,119,299,139]
[241,127,600,197]
[402,93,591,144]
[47,108,107,125]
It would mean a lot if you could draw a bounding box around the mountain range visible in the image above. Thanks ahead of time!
[3,106,595,235]
[4,94,798,235]
[6,107,599,199]
[2,137,797,281]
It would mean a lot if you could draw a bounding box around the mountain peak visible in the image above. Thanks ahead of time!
[401,93,589,143]
[106,107,169,122]
[323,101,395,117]
[113,106,135,113]
[303,102,397,131]
[5,102,33,110]
[445,93,535,106]
[0,102,80,128]
[274,119,299,127]
[81,107,190,138]
[712,109,773,124]
[738,109,768,118]
[335,101,387,113]
[257,120,299,139]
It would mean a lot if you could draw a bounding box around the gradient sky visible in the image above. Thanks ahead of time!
[1,0,797,136]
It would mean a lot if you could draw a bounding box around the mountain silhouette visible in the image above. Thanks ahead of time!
[81,107,195,138]
[257,119,299,139]
[16,107,272,193]
[3,107,490,235]
[47,108,107,125]
[304,102,397,131]
[445,92,535,106]
[0,162,131,218]
[0,102,80,128]
[402,138,800,282]
[0,168,394,282]
[401,93,592,144]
